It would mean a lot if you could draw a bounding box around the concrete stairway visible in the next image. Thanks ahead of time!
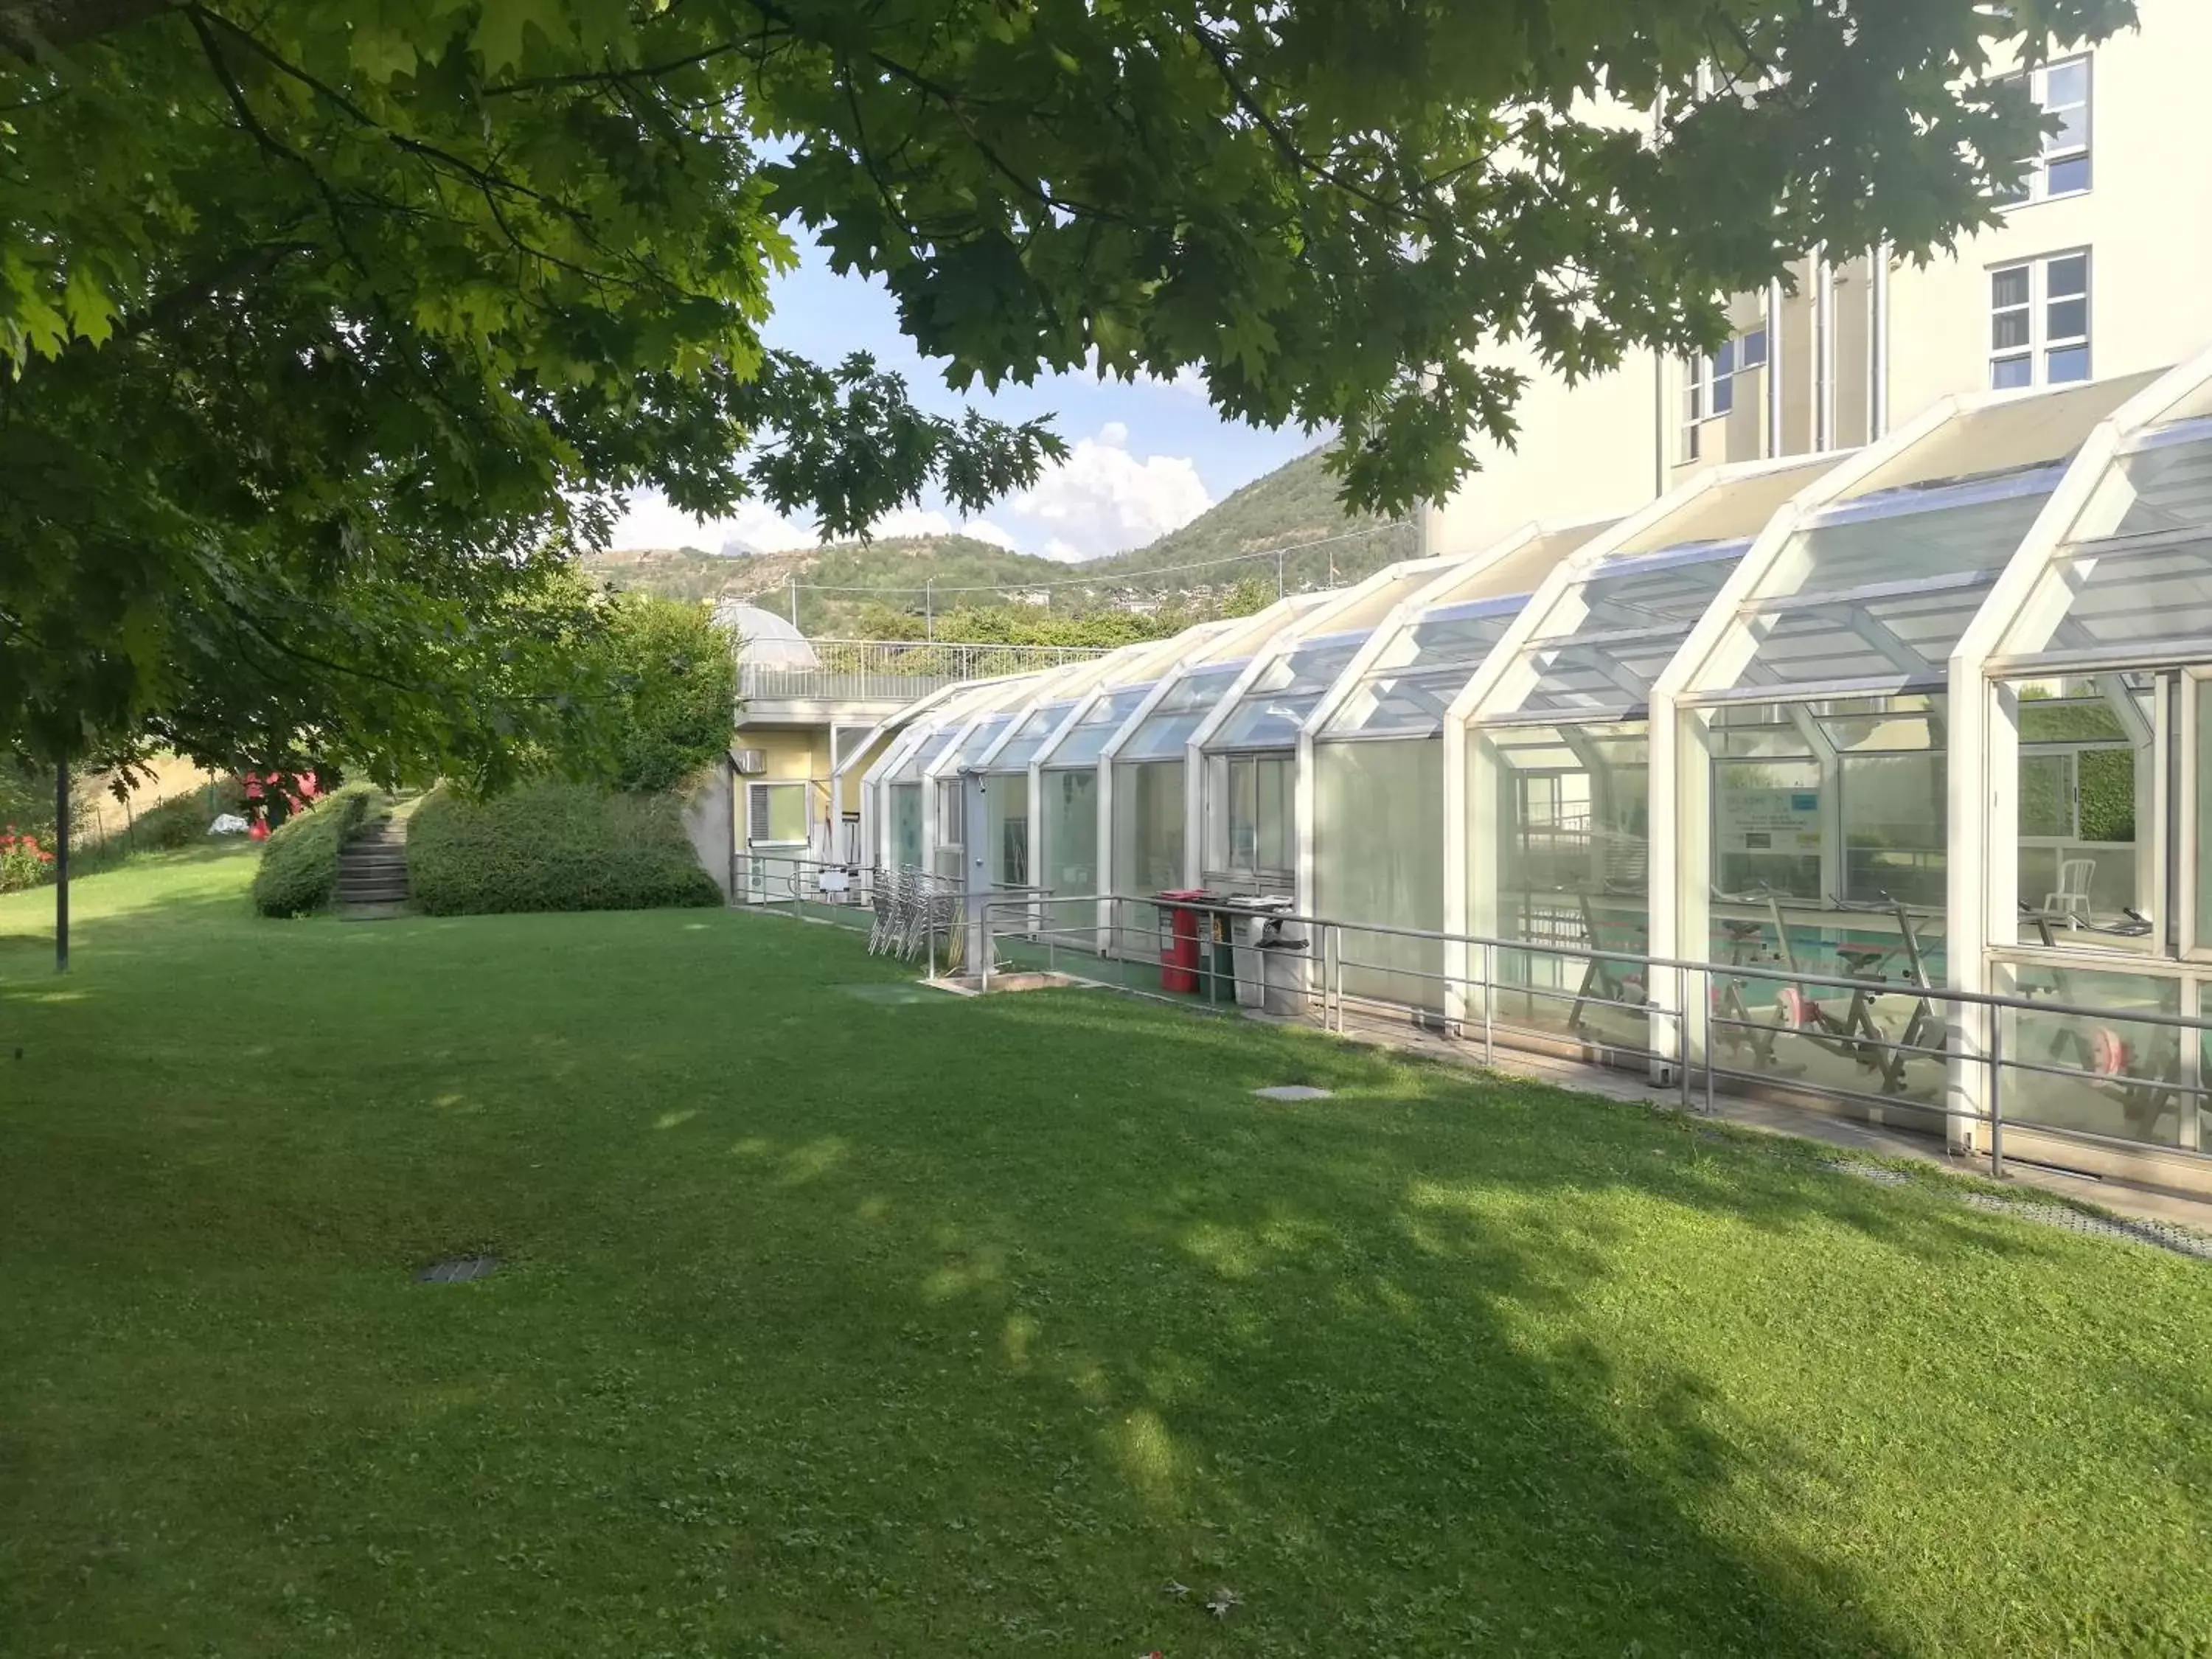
[335,818,411,920]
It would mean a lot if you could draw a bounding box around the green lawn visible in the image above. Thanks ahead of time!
[4,849,2211,1657]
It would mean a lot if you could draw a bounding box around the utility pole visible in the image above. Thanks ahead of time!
[53,761,69,973]
[788,574,799,627]
[925,578,934,641]
[1276,549,1285,600]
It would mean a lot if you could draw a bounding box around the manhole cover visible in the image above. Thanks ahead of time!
[836,983,942,1006]
[416,1255,500,1283]
[1253,1085,1333,1102]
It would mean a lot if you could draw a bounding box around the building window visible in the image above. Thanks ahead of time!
[1997,54,2093,204]
[1681,327,1768,459]
[1990,252,2090,389]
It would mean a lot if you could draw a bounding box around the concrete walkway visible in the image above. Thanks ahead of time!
[1291,1003,2212,1239]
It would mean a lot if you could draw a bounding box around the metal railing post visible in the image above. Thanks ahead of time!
[1703,972,1716,1116]
[1677,964,1691,1113]
[1482,941,1495,1065]
[981,897,992,994]
[1988,1005,2006,1180]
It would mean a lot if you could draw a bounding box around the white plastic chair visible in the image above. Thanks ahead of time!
[2044,858,2096,925]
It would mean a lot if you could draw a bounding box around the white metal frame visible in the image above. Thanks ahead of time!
[1439,454,1841,1031]
[1186,564,1417,890]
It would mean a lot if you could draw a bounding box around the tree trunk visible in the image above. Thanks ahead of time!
[54,760,69,973]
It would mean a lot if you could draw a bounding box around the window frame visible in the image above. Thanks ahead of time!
[1679,326,1770,460]
[1994,52,2094,207]
[1989,250,2092,392]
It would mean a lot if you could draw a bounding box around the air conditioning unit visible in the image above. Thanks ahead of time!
[733,748,768,776]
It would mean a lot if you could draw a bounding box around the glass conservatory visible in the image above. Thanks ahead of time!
[962,650,1142,903]
[1194,568,1441,897]
[1307,522,1615,1009]
[1454,455,1842,1051]
[1094,599,1326,916]
[1964,366,2212,1159]
[1661,372,2165,1119]
[839,354,2212,1194]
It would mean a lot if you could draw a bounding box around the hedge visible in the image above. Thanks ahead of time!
[250,784,385,917]
[406,782,720,917]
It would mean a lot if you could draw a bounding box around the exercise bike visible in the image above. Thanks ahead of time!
[1759,892,1897,1080]
[1567,883,1649,1037]
[2017,902,2179,1136]
[1708,891,1792,1073]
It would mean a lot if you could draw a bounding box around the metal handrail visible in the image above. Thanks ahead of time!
[732,868,2211,1180]
[739,639,1113,705]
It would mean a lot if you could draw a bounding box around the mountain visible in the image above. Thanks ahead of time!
[1082,447,1416,593]
[581,445,1415,632]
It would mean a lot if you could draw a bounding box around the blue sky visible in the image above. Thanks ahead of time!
[611,242,1315,561]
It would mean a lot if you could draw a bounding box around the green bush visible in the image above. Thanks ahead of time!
[406,782,720,917]
[250,785,384,917]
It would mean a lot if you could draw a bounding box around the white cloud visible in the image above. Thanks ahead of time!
[1007,424,1211,560]
[962,519,1018,550]
[609,490,815,554]
[869,506,956,540]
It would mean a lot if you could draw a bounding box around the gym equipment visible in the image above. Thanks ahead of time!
[1567,884,1648,1037]
[1708,894,1791,1072]
[2017,902,2177,1136]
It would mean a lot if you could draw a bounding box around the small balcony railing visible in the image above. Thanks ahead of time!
[739,639,1113,706]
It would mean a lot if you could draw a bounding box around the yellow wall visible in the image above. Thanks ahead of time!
[1432,0,2212,542]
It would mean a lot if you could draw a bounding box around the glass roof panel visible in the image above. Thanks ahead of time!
[1207,631,1371,749]
[892,726,961,783]
[1119,661,1250,760]
[947,713,1012,770]
[1325,597,1531,737]
[1712,470,2059,693]
[1994,424,2212,663]
[1042,682,1156,768]
[990,700,1074,771]
[1484,542,1747,721]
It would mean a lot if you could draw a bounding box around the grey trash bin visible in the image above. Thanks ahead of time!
[1226,896,1295,1008]
[1256,936,1311,1016]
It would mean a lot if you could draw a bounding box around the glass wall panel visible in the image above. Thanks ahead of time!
[1994,961,2188,1147]
[1692,698,1951,1107]
[1209,751,1293,887]
[1312,739,1444,1009]
[1112,759,1186,900]
[1708,703,1824,900]
[2006,681,2154,947]
[1841,753,1948,908]
[1478,722,1650,1049]
[933,776,964,880]
[889,782,923,868]
[986,773,1029,888]
[1040,768,1099,900]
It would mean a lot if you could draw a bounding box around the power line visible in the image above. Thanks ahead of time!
[786,521,1405,597]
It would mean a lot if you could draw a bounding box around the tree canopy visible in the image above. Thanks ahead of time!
[0,0,2134,779]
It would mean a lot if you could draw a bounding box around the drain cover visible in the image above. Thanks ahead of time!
[836,983,942,1006]
[1253,1085,1333,1102]
[1818,1161,2212,1261]
[416,1254,500,1283]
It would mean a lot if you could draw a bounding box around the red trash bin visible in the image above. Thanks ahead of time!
[1156,888,1208,992]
